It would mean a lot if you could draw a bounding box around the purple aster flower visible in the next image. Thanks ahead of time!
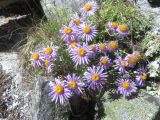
[66,35,80,48]
[60,23,77,41]
[43,59,53,73]
[78,23,97,42]
[136,68,148,86]
[43,46,58,60]
[107,22,118,32]
[48,78,72,105]
[84,66,108,90]
[70,44,92,66]
[98,43,108,53]
[30,52,43,68]
[65,74,84,94]
[66,36,81,54]
[107,41,119,52]
[116,24,129,36]
[115,57,127,74]
[70,13,85,27]
[118,78,137,97]
[99,56,112,70]
[125,54,138,68]
[81,2,99,16]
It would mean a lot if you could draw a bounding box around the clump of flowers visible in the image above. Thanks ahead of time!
[107,22,129,36]
[30,44,58,73]
[30,2,150,105]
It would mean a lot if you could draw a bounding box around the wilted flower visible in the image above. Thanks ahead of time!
[118,78,137,97]
[81,2,99,16]
[78,23,97,42]
[115,57,127,74]
[107,41,119,52]
[125,54,138,68]
[30,52,43,68]
[136,68,148,86]
[43,59,53,73]
[49,78,72,105]
[132,51,141,61]
[99,56,112,70]
[107,22,118,32]
[84,66,108,90]
[88,44,98,57]
[117,24,129,36]
[71,44,92,66]
[66,74,84,94]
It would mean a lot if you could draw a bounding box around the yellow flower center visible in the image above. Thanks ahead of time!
[45,47,53,55]
[89,45,95,51]
[111,22,118,28]
[141,73,147,80]
[44,59,49,67]
[92,73,100,81]
[108,41,118,50]
[32,53,39,61]
[77,48,86,56]
[122,81,130,89]
[99,44,106,51]
[121,61,127,67]
[54,85,64,94]
[65,27,72,35]
[70,40,77,48]
[69,80,77,89]
[128,56,137,65]
[101,58,108,65]
[84,3,92,11]
[119,24,128,32]
[73,19,81,25]
[83,26,91,34]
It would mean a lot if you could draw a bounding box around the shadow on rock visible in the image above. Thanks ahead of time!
[148,0,160,7]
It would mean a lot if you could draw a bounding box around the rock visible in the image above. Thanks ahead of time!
[136,0,160,34]
[148,0,160,7]
[102,91,160,120]
[0,52,22,88]
[32,77,68,120]
[0,0,22,8]
[41,0,93,20]
[0,52,23,119]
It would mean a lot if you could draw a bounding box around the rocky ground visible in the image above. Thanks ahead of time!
[0,0,160,120]
[136,0,160,97]
[0,2,39,120]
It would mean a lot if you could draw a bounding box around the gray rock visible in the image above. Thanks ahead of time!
[102,91,160,120]
[32,77,68,120]
[136,0,160,34]
[41,0,94,20]
[0,52,22,87]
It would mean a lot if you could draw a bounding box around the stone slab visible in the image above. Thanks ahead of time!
[102,91,160,120]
